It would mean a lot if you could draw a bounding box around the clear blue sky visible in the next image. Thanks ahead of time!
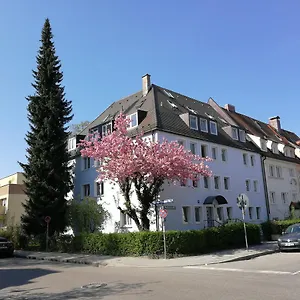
[1,0,299,178]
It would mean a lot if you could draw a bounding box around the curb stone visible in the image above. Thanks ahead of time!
[13,248,278,268]
[13,252,108,267]
[204,249,279,266]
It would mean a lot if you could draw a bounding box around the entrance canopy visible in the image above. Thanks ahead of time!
[203,195,228,205]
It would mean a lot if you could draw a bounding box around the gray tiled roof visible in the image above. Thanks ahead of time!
[224,110,300,163]
[77,82,300,163]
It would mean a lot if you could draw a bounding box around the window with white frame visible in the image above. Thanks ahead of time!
[127,113,137,128]
[239,130,246,142]
[256,207,261,219]
[261,139,267,151]
[189,115,198,130]
[269,165,275,177]
[200,118,208,132]
[209,121,217,135]
[281,192,288,204]
[243,153,248,165]
[194,207,202,223]
[83,157,91,170]
[83,184,90,197]
[201,145,208,158]
[224,177,230,190]
[253,180,258,192]
[250,155,255,166]
[276,166,282,178]
[68,138,76,151]
[249,207,253,219]
[203,176,209,189]
[232,127,238,140]
[211,147,217,160]
[226,207,232,219]
[221,149,227,162]
[182,206,190,223]
[102,122,112,136]
[214,176,220,189]
[190,143,196,154]
[271,143,278,154]
[121,212,132,226]
[269,192,276,204]
[96,182,104,196]
[192,177,198,188]
[245,180,250,191]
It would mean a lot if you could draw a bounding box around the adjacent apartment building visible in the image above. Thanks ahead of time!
[0,172,27,227]
[209,103,300,220]
[69,74,293,233]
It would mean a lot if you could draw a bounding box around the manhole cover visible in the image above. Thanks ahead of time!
[81,283,107,289]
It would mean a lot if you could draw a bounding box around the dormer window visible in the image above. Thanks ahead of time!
[68,137,76,151]
[210,121,217,135]
[189,115,198,130]
[102,122,112,136]
[239,130,246,142]
[200,118,208,132]
[271,143,278,154]
[261,139,267,151]
[128,113,138,129]
[232,127,238,140]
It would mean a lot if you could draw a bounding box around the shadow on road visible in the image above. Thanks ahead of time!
[0,268,59,290]
[0,281,154,299]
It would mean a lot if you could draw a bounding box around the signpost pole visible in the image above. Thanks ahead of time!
[162,216,167,259]
[241,206,249,250]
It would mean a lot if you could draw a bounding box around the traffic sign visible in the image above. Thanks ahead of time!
[237,193,249,209]
[159,209,168,219]
[45,216,51,223]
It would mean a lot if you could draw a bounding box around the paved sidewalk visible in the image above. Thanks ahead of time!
[14,242,278,268]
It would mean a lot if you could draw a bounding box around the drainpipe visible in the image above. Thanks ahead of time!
[261,155,270,221]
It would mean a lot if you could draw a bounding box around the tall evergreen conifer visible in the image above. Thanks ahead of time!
[19,18,73,237]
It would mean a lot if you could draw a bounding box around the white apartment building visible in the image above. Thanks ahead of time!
[71,74,270,233]
[211,102,300,221]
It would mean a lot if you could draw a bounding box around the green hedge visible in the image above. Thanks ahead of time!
[68,223,261,257]
[262,219,300,240]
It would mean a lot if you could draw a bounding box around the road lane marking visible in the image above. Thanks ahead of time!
[184,266,293,275]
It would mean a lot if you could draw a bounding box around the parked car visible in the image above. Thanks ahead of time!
[0,236,14,257]
[278,223,300,251]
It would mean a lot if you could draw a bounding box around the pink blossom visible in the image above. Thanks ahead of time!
[79,113,212,185]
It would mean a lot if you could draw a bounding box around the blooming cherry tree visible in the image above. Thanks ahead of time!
[79,113,212,231]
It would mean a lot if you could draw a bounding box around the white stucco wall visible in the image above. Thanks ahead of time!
[100,130,268,233]
[264,158,300,220]
[156,132,268,231]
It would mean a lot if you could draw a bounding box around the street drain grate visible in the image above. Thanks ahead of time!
[81,283,107,289]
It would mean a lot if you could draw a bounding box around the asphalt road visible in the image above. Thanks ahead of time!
[1,253,300,299]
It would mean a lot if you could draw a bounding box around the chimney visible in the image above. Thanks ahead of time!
[269,116,281,132]
[142,74,151,97]
[224,104,236,112]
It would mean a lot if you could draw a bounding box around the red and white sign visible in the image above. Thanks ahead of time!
[45,216,51,223]
[159,209,168,219]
